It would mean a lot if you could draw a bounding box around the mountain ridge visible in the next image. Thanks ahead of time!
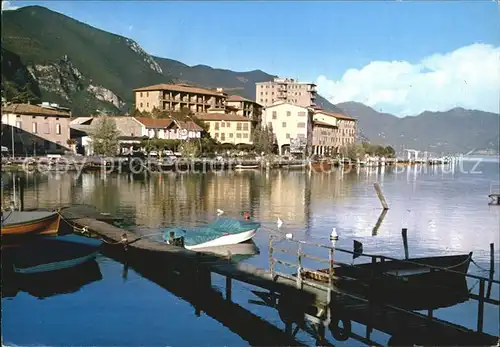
[1,5,498,154]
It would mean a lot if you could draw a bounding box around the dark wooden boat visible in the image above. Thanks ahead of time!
[1,211,61,236]
[309,160,332,172]
[301,253,472,310]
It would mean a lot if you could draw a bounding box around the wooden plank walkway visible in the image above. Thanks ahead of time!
[69,216,499,346]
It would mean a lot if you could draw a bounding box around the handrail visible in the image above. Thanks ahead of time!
[276,238,499,285]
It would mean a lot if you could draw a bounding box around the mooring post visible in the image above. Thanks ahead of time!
[169,231,175,244]
[17,176,24,212]
[373,182,389,210]
[296,243,303,289]
[328,246,335,305]
[487,243,495,298]
[269,236,275,280]
[226,250,232,301]
[402,228,409,259]
[477,279,485,332]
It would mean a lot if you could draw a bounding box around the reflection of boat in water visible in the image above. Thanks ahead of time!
[163,218,261,250]
[194,240,260,261]
[3,234,103,274]
[1,211,61,236]
[301,253,472,310]
[2,259,102,299]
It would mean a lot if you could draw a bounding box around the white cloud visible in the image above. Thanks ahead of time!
[1,0,18,11]
[316,43,500,116]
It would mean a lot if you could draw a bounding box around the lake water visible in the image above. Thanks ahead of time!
[2,159,500,346]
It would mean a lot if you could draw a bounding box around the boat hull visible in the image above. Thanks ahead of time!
[1,211,61,236]
[186,228,257,250]
[301,253,472,310]
[309,161,332,172]
[3,234,103,274]
[235,165,260,170]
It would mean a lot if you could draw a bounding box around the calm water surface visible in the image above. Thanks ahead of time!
[2,159,500,346]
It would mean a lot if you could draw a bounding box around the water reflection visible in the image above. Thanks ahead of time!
[2,259,102,299]
[2,160,499,262]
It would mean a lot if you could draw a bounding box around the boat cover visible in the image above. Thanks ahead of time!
[162,217,260,247]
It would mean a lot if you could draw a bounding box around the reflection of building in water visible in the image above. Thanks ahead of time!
[258,171,309,227]
[309,170,348,202]
[22,173,74,209]
[204,173,252,215]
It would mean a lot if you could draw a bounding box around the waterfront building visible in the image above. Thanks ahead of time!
[311,109,357,156]
[225,95,263,127]
[196,111,253,145]
[1,103,71,154]
[133,83,227,114]
[255,77,317,108]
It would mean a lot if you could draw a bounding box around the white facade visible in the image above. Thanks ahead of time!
[262,102,313,155]
[313,110,338,127]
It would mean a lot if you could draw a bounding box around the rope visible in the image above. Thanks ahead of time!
[470,258,493,273]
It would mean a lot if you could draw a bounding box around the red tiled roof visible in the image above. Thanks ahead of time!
[133,83,227,97]
[3,103,70,117]
[134,117,173,128]
[196,113,251,122]
[173,120,204,131]
[314,109,356,121]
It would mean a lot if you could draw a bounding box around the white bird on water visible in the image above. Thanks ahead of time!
[217,209,224,216]
[285,233,293,240]
[277,217,283,229]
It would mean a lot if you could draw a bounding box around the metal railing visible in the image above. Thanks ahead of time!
[268,236,499,334]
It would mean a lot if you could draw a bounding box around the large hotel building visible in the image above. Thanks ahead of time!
[255,77,317,108]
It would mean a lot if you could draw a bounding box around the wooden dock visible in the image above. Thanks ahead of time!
[67,215,499,346]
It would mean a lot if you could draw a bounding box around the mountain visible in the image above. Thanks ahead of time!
[1,5,341,115]
[2,6,497,154]
[338,102,500,154]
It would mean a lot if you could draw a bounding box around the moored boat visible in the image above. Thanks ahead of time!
[3,234,103,274]
[300,253,472,310]
[234,164,260,170]
[162,217,261,250]
[309,160,332,172]
[1,210,61,236]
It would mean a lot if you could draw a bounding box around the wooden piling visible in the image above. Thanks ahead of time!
[373,182,389,210]
[17,176,24,211]
[477,279,485,333]
[402,228,409,259]
[487,243,495,298]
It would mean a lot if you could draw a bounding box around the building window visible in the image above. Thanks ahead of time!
[215,122,220,130]
[140,102,143,108]
[44,123,50,134]
[272,111,277,119]
[286,133,290,139]
[146,102,149,108]
[226,122,230,127]
[236,123,242,131]
[221,133,225,141]
[297,122,305,128]
[56,123,61,135]
[286,111,291,117]
[215,133,219,138]
[140,92,143,97]
[267,122,272,128]
[146,92,149,97]
[243,133,248,138]
[282,122,286,128]
[229,133,233,138]
[237,133,242,138]
[32,122,38,133]
[298,111,306,117]
[243,123,249,131]
[221,122,225,128]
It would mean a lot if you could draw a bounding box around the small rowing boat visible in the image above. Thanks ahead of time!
[4,234,103,274]
[162,217,261,250]
[234,164,260,170]
[1,210,61,236]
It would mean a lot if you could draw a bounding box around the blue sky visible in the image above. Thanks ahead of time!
[4,0,500,115]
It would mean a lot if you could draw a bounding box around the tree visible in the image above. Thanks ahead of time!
[384,145,396,158]
[179,139,201,157]
[252,124,275,155]
[345,143,366,160]
[90,116,120,156]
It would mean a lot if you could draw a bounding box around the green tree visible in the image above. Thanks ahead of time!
[179,139,201,157]
[253,124,275,155]
[346,143,366,160]
[384,145,396,158]
[90,116,120,156]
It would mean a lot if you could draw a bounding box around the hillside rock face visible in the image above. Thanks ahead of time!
[126,39,163,75]
[28,56,84,100]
